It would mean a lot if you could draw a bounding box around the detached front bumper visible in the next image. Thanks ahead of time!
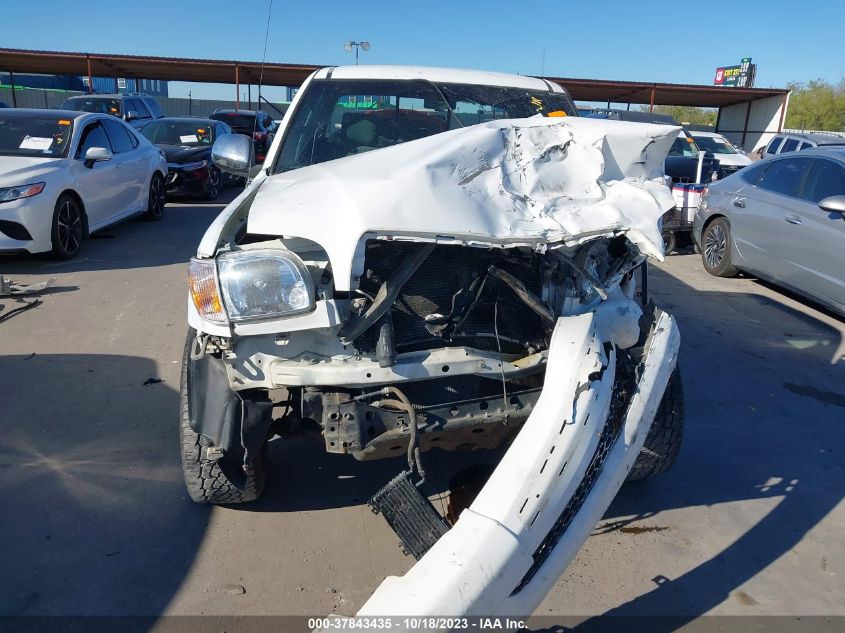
[357,307,680,618]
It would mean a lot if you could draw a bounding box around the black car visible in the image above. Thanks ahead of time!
[210,109,276,162]
[140,117,232,200]
[60,93,164,130]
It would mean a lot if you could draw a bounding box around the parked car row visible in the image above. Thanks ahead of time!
[57,93,277,192]
[0,91,286,260]
[759,131,845,158]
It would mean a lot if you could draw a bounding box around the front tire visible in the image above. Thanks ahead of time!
[662,231,677,255]
[701,217,738,277]
[627,368,684,481]
[202,166,221,201]
[49,194,84,260]
[142,173,166,221]
[179,330,267,504]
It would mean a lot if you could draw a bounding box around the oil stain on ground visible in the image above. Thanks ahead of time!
[734,590,758,606]
[618,525,671,534]
[783,383,845,408]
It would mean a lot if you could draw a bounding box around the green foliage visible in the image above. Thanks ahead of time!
[784,79,845,132]
[655,105,717,126]
[638,105,717,125]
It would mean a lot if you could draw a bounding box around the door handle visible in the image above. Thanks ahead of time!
[733,199,745,208]
[784,215,802,225]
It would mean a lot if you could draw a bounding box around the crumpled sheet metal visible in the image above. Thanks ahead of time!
[246,116,679,291]
[357,309,681,619]
[0,274,56,297]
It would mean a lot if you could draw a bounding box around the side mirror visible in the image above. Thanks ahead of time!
[125,110,140,121]
[818,195,845,217]
[211,133,256,178]
[84,146,113,167]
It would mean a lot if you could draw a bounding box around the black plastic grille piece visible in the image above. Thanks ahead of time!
[0,220,33,241]
[369,470,450,560]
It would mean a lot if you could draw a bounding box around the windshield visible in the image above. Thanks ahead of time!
[0,115,74,158]
[691,134,740,155]
[669,134,701,157]
[141,121,214,146]
[211,112,255,132]
[273,79,576,174]
[62,97,121,116]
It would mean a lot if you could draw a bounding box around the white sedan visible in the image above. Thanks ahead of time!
[0,108,168,259]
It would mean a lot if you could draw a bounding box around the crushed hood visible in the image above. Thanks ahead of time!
[247,116,679,291]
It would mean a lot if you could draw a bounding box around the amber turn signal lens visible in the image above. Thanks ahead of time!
[188,258,226,323]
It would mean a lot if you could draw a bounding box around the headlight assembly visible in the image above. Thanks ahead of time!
[0,182,45,203]
[217,249,314,322]
[181,160,208,172]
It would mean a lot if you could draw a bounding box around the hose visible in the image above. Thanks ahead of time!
[373,385,425,484]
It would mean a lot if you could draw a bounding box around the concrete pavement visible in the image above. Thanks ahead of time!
[1,194,842,620]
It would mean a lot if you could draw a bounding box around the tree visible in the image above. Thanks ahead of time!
[784,79,845,132]
[638,105,717,126]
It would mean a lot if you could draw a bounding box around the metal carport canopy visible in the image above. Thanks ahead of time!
[543,76,788,108]
[0,48,789,108]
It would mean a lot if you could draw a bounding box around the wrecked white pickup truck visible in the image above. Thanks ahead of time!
[181,66,683,617]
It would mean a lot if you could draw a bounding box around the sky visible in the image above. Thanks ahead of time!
[3,0,844,102]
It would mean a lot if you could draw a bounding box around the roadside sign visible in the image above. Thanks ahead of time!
[714,58,756,88]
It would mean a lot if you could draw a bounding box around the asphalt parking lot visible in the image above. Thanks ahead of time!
[1,191,843,621]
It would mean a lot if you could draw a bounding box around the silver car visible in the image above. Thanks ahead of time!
[0,108,168,259]
[693,148,845,315]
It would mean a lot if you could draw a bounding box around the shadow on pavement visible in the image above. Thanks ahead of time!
[0,188,239,276]
[1,244,843,625]
[556,265,845,625]
[0,353,210,617]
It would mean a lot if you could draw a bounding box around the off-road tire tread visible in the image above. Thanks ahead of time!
[627,368,684,481]
[179,332,265,504]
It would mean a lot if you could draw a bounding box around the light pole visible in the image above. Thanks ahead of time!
[344,41,370,65]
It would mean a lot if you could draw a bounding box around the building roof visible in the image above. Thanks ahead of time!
[542,76,789,108]
[0,48,790,108]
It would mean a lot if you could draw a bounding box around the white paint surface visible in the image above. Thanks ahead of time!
[245,116,678,291]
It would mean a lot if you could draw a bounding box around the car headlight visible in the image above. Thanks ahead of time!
[181,160,208,172]
[0,182,45,204]
[217,249,314,322]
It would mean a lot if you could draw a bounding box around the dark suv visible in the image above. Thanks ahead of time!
[60,93,165,130]
[210,109,276,162]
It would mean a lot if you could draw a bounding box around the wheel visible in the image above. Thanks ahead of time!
[49,194,84,259]
[179,330,267,504]
[627,368,684,481]
[202,166,221,201]
[142,173,166,221]
[701,217,739,277]
[662,231,676,255]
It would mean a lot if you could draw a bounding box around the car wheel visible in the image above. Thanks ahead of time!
[662,231,676,255]
[701,217,739,277]
[202,166,221,201]
[142,173,166,221]
[180,329,268,504]
[49,194,84,260]
[627,368,684,481]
